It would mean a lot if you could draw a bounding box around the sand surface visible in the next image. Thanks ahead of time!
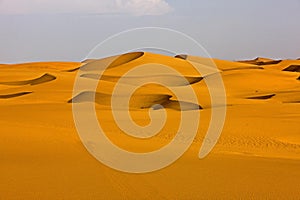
[1,52,300,199]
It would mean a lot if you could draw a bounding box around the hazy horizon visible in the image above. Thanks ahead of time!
[1,0,300,63]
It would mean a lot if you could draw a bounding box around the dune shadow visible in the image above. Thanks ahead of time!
[159,100,202,111]
[246,94,275,100]
[0,92,32,99]
[174,54,188,60]
[283,65,300,72]
[69,91,202,111]
[63,67,80,72]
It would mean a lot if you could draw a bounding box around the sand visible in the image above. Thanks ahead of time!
[0,52,300,199]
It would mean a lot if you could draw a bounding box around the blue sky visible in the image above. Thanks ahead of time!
[1,0,300,63]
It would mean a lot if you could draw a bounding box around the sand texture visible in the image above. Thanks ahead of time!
[1,52,300,199]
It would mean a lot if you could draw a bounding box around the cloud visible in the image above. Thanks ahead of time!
[115,0,172,16]
[0,0,173,16]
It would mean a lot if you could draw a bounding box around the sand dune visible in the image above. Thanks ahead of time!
[175,54,262,71]
[80,52,144,72]
[238,57,282,65]
[259,59,300,71]
[0,61,81,71]
[1,52,300,199]
[69,91,201,111]
[0,73,56,86]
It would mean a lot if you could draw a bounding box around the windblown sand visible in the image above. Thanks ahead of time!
[1,52,300,199]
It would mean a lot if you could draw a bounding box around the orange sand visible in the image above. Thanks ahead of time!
[0,52,300,199]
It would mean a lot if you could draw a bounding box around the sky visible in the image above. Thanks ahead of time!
[0,0,300,63]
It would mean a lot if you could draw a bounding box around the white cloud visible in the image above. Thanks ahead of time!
[0,0,173,16]
[115,0,172,16]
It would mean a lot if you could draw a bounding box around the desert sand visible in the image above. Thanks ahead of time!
[1,52,300,199]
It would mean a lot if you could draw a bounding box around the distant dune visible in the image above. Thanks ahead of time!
[1,52,300,199]
[237,57,282,65]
